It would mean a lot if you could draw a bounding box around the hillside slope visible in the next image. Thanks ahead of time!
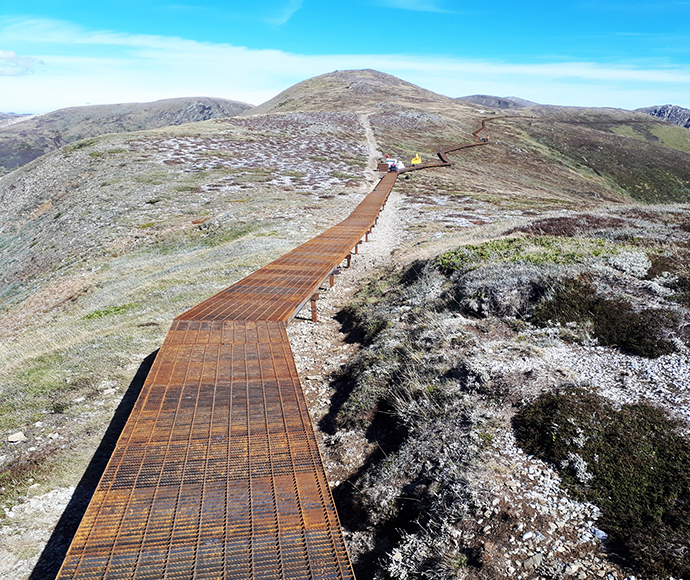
[1,70,689,580]
[243,68,459,115]
[0,113,32,127]
[0,97,253,175]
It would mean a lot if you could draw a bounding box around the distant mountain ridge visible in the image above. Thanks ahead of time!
[456,94,538,109]
[0,96,253,175]
[636,104,690,129]
[0,113,33,128]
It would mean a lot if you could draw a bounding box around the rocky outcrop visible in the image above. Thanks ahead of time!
[636,103,690,129]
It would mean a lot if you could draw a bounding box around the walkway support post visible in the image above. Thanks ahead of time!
[311,293,319,322]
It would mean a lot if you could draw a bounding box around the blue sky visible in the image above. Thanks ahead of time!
[1,0,689,113]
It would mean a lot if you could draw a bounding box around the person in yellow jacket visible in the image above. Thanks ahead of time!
[411,153,422,166]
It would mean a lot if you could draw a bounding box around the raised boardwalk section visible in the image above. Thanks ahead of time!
[55,172,399,580]
[54,119,494,578]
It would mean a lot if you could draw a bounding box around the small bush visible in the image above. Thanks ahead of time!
[338,304,389,345]
[669,273,690,307]
[83,303,137,320]
[445,262,552,318]
[336,267,399,345]
[514,389,690,578]
[64,138,99,152]
[508,214,628,237]
[532,278,675,358]
[330,171,361,180]
[644,254,681,280]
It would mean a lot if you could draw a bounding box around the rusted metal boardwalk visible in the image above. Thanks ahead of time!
[54,115,496,578]
[56,172,398,580]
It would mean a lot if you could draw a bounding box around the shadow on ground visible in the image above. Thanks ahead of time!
[29,350,158,580]
[331,405,413,580]
[320,365,413,579]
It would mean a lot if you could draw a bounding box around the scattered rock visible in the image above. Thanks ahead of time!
[523,553,543,569]
[7,432,27,443]
[565,562,580,575]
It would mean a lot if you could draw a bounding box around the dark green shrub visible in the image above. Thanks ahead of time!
[337,303,389,345]
[508,214,628,238]
[336,266,406,345]
[532,278,675,358]
[532,277,597,324]
[644,255,681,280]
[514,389,690,578]
[669,273,690,307]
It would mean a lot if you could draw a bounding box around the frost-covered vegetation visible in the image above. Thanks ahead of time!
[328,209,690,579]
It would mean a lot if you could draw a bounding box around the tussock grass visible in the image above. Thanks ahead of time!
[83,303,138,320]
[436,236,614,275]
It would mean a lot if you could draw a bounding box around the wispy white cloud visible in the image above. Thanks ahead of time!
[376,0,452,13]
[0,48,42,76]
[0,18,689,112]
[268,0,305,25]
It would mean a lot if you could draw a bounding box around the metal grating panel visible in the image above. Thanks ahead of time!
[56,171,399,580]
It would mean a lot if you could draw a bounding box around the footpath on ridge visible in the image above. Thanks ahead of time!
[53,121,493,580]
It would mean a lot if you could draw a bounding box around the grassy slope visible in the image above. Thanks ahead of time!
[517,107,690,203]
[0,110,371,509]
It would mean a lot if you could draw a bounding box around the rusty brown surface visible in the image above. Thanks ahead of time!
[54,120,495,578]
[55,171,398,580]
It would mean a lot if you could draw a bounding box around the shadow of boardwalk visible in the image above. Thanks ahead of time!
[29,350,159,580]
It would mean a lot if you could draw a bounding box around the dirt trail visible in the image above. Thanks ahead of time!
[287,122,408,482]
[287,190,406,477]
[359,113,381,177]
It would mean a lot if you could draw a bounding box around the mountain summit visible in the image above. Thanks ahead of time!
[457,94,538,109]
[244,69,459,115]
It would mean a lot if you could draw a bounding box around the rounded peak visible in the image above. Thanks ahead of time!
[243,69,456,116]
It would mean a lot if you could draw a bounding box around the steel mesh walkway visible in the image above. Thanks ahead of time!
[54,117,495,579]
[55,171,398,580]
